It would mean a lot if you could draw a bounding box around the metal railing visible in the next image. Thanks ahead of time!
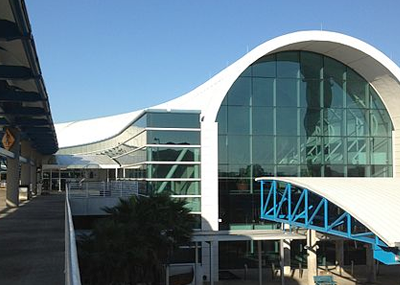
[65,187,82,285]
[67,181,139,199]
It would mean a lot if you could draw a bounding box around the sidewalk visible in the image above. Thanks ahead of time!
[0,191,65,284]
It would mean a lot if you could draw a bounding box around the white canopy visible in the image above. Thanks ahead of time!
[44,154,119,169]
[256,177,400,247]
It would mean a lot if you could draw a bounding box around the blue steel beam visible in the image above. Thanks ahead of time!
[259,179,400,265]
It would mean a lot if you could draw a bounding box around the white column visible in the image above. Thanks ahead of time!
[283,240,291,276]
[258,240,262,285]
[200,121,219,282]
[20,141,32,199]
[280,239,285,285]
[6,128,20,207]
[307,230,318,285]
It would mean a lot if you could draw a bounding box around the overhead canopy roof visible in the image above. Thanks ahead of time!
[0,0,58,154]
[43,154,119,169]
[256,177,400,247]
[192,229,306,242]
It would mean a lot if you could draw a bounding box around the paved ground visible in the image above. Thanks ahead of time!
[215,265,400,285]
[0,190,65,285]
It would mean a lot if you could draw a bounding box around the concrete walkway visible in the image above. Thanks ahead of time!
[216,265,400,285]
[0,191,65,285]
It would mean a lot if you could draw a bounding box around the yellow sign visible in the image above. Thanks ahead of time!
[2,128,15,151]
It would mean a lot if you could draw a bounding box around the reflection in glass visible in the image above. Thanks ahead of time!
[217,50,393,230]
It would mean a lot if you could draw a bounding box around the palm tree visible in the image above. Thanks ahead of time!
[78,193,195,285]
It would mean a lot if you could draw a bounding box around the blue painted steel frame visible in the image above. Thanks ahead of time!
[259,179,400,264]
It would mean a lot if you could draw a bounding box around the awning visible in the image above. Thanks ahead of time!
[192,229,306,242]
[43,154,119,169]
[256,177,400,248]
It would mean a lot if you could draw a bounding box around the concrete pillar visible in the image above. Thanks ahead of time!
[282,224,292,275]
[6,128,20,207]
[307,230,318,285]
[366,244,376,283]
[258,240,262,285]
[283,239,291,275]
[335,239,344,275]
[20,141,32,199]
[30,151,37,195]
[280,239,285,285]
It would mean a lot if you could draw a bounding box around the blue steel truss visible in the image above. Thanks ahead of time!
[259,179,400,265]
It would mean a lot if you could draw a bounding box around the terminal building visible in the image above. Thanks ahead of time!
[44,31,400,283]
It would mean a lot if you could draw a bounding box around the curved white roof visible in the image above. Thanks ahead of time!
[56,30,400,148]
[256,177,400,247]
[55,110,142,148]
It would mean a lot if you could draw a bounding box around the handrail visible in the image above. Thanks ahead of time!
[68,181,140,199]
[65,184,82,285]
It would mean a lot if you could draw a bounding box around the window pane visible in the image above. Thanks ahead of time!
[147,130,200,145]
[301,108,321,137]
[227,106,250,135]
[347,165,366,177]
[148,181,200,195]
[324,165,345,177]
[300,136,322,164]
[371,165,391,177]
[371,137,391,165]
[277,165,298,176]
[151,164,200,179]
[147,112,199,128]
[276,136,298,164]
[227,77,251,106]
[300,79,320,108]
[227,135,250,164]
[253,55,276,77]
[347,109,368,137]
[218,135,228,164]
[370,87,386,110]
[276,78,298,107]
[276,108,297,136]
[277,52,300,78]
[217,105,227,134]
[301,51,322,79]
[148,147,200,162]
[324,137,344,164]
[324,56,345,82]
[252,77,274,106]
[346,73,368,109]
[323,108,343,136]
[347,137,367,164]
[324,79,344,108]
[252,107,273,135]
[370,109,391,137]
[252,136,274,164]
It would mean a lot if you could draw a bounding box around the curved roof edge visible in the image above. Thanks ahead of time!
[155,30,400,128]
[256,177,400,247]
[55,110,143,148]
[55,30,400,148]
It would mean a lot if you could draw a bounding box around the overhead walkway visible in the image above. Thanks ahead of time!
[256,177,400,265]
[0,191,65,284]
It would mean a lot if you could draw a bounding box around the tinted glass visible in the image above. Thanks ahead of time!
[147,112,199,128]
[147,130,200,145]
[217,50,393,230]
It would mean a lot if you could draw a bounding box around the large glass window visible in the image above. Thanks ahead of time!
[217,50,393,230]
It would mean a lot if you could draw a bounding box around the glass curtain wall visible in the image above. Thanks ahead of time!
[217,51,393,230]
[112,111,202,225]
[56,111,201,224]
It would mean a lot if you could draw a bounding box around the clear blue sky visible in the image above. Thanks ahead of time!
[26,0,400,123]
